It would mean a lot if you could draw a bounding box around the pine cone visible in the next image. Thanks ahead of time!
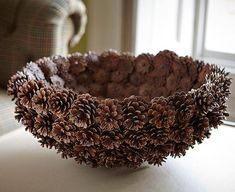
[74,144,97,159]
[124,130,148,149]
[32,87,54,113]
[122,95,149,131]
[38,136,57,149]
[85,51,100,72]
[169,92,195,123]
[101,130,123,149]
[169,124,194,145]
[134,53,154,74]
[106,82,125,99]
[56,143,75,159]
[120,145,144,167]
[192,116,210,143]
[26,62,46,81]
[76,126,101,147]
[69,94,98,128]
[117,53,134,73]
[49,89,77,116]
[170,142,191,157]
[193,85,218,116]
[148,97,176,128]
[145,125,169,145]
[36,57,58,80]
[51,119,77,144]
[34,112,56,137]
[76,70,94,84]
[145,144,173,166]
[15,100,27,123]
[93,69,110,84]
[100,49,120,71]
[7,71,29,100]
[17,80,45,107]
[206,104,228,128]
[96,99,122,131]
[97,150,124,168]
[129,72,145,86]
[22,108,37,135]
[69,53,87,75]
[110,70,129,83]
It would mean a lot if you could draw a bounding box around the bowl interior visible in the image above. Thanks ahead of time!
[37,50,209,100]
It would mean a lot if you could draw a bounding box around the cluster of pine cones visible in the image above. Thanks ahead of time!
[7,50,231,168]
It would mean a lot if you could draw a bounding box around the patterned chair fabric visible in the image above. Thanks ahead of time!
[0,0,87,88]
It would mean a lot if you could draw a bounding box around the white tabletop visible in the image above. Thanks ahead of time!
[0,126,235,192]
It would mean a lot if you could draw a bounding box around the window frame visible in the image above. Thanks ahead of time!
[192,0,235,71]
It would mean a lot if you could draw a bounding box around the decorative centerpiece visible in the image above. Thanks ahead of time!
[7,50,231,168]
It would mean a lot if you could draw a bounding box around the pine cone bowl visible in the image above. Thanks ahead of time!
[7,50,232,168]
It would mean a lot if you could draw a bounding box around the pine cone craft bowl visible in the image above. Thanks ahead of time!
[7,50,232,168]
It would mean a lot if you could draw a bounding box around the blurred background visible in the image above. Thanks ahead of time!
[0,0,234,135]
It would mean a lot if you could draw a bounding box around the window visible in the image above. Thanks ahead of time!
[135,0,235,121]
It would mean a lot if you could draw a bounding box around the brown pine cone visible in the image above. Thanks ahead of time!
[117,53,134,74]
[138,83,155,99]
[166,73,178,92]
[76,126,101,147]
[14,100,27,123]
[150,50,175,78]
[97,150,124,168]
[75,70,94,84]
[122,95,149,131]
[32,87,55,113]
[49,89,77,116]
[148,97,176,128]
[169,124,194,144]
[192,116,211,143]
[145,144,173,166]
[85,51,100,72]
[134,53,154,74]
[93,69,110,84]
[74,144,96,159]
[88,83,106,98]
[124,130,148,149]
[145,125,169,145]
[96,99,122,131]
[34,112,56,137]
[100,49,120,71]
[51,119,77,144]
[198,64,210,83]
[55,143,75,159]
[7,71,29,100]
[69,94,98,128]
[206,104,228,128]
[50,75,65,89]
[22,108,37,135]
[101,130,123,149]
[106,82,125,99]
[17,80,45,107]
[110,70,129,83]
[120,145,144,167]
[38,136,57,149]
[170,142,191,157]
[129,72,145,86]
[192,85,217,116]
[26,62,46,81]
[36,57,58,80]
[52,56,73,85]
[169,92,195,123]
[69,53,87,75]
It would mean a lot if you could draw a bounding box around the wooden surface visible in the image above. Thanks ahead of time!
[0,126,235,192]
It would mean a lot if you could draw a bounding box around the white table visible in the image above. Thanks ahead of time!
[0,126,235,192]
